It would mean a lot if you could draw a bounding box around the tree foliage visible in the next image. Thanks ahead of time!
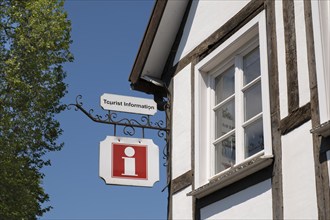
[0,0,73,218]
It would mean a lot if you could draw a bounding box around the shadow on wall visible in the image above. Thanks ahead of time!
[201,179,272,219]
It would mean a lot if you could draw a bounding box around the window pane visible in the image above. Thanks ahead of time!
[215,134,235,173]
[215,65,235,104]
[243,47,260,85]
[244,118,264,158]
[215,100,235,138]
[244,82,262,121]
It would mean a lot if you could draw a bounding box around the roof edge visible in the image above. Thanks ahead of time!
[129,0,168,84]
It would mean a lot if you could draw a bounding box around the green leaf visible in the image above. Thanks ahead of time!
[0,0,73,218]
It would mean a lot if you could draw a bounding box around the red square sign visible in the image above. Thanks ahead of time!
[112,143,147,179]
[100,136,159,187]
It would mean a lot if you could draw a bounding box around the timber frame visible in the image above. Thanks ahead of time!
[129,0,330,219]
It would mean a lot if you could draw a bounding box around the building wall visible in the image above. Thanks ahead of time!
[310,1,330,193]
[172,64,192,179]
[168,0,330,219]
[282,121,318,219]
[200,180,272,220]
[174,0,250,64]
[172,186,193,220]
[274,2,321,217]
[311,0,330,124]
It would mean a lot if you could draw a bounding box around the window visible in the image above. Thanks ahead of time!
[210,43,265,174]
[194,11,272,188]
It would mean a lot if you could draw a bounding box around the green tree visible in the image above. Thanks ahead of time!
[0,0,73,218]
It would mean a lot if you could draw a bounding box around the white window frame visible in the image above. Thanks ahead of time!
[209,40,265,176]
[194,11,272,188]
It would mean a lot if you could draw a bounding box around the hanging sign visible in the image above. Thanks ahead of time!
[100,93,157,115]
[99,136,159,187]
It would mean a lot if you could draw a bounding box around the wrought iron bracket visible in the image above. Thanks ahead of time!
[66,95,170,140]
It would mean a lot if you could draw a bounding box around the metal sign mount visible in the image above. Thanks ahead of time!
[67,95,170,139]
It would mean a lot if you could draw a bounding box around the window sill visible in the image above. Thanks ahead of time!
[311,120,330,137]
[187,154,273,199]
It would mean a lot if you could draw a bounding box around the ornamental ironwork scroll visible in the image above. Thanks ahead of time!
[66,95,169,140]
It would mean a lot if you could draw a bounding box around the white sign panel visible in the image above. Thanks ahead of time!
[100,93,157,115]
[99,136,159,187]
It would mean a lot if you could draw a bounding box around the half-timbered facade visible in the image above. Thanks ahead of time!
[129,0,330,219]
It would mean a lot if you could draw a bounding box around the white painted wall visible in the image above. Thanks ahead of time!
[281,121,318,219]
[172,64,192,179]
[172,186,193,220]
[174,0,249,64]
[294,0,311,107]
[327,151,330,187]
[275,0,289,119]
[200,179,273,219]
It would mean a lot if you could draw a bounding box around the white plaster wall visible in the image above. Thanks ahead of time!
[294,0,310,107]
[200,179,273,219]
[275,0,289,119]
[174,0,249,64]
[172,186,193,220]
[282,121,318,219]
[328,151,330,188]
[172,64,192,179]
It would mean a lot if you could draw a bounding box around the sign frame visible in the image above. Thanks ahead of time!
[99,136,159,187]
[100,93,157,115]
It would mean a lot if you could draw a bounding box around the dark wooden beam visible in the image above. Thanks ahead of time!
[265,0,284,219]
[191,57,198,220]
[130,80,167,98]
[167,81,174,220]
[171,170,193,194]
[279,103,311,135]
[283,0,299,113]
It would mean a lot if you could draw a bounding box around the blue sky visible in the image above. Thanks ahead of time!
[41,1,168,219]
